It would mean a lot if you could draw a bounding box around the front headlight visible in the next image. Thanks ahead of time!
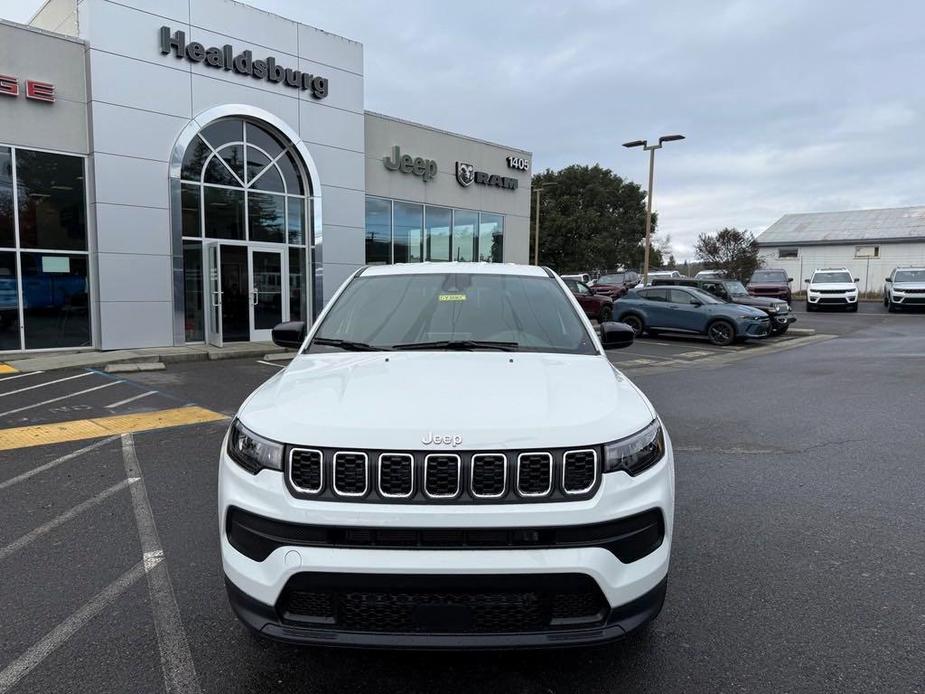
[603,420,665,476]
[766,305,779,313]
[227,419,284,473]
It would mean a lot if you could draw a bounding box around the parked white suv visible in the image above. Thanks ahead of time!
[219,262,674,648]
[805,268,859,312]
[884,267,925,312]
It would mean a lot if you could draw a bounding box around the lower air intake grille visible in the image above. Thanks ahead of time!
[289,449,322,493]
[278,573,607,634]
[517,453,553,496]
[333,452,367,496]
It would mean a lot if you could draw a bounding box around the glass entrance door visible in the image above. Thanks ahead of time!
[249,248,284,341]
[205,243,222,348]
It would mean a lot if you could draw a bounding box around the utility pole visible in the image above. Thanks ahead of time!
[623,134,685,284]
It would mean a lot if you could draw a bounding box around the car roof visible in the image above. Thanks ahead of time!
[361,262,549,278]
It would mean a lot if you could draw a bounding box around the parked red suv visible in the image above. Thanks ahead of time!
[591,271,637,298]
[747,269,793,303]
[562,278,614,321]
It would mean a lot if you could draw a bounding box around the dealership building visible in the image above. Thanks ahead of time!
[0,0,531,353]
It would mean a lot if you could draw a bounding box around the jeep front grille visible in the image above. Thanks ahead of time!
[287,446,605,503]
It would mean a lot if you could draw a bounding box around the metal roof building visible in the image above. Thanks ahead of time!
[756,206,925,295]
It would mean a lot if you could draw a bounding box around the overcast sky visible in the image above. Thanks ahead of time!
[5,0,925,260]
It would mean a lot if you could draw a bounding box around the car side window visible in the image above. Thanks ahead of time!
[563,279,577,291]
[669,288,697,304]
[641,288,668,302]
[576,282,591,295]
[702,282,724,298]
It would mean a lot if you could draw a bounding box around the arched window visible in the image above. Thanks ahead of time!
[178,118,310,343]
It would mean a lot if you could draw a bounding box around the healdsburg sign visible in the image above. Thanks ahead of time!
[159,27,329,100]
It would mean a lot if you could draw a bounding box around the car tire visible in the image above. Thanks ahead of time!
[888,300,898,313]
[849,304,858,313]
[773,325,789,336]
[707,319,736,346]
[805,301,815,312]
[599,305,613,322]
[621,314,644,336]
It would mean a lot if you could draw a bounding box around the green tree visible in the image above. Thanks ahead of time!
[530,165,654,272]
[694,227,763,281]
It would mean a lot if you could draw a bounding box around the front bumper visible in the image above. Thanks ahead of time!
[770,313,796,329]
[807,293,858,305]
[225,572,667,649]
[218,436,674,648]
[739,319,771,337]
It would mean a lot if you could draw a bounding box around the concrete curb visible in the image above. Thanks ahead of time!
[786,328,816,336]
[104,362,166,373]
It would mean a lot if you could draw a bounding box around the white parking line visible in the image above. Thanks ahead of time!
[256,360,284,368]
[0,559,152,694]
[0,436,121,491]
[0,372,93,398]
[0,478,136,562]
[0,381,121,418]
[0,371,44,383]
[105,390,157,409]
[121,434,202,694]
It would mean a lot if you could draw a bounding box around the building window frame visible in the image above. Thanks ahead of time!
[778,247,798,259]
[0,141,93,353]
[854,245,879,258]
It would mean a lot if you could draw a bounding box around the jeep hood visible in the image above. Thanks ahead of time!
[809,282,856,290]
[238,352,655,450]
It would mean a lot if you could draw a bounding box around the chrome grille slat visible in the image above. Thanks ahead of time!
[424,454,461,498]
[471,454,507,498]
[562,449,598,495]
[378,453,414,498]
[289,448,323,494]
[516,453,553,497]
[333,451,368,497]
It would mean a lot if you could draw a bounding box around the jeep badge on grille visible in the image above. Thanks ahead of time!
[422,432,462,447]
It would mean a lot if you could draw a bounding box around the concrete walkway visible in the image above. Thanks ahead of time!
[2,342,290,373]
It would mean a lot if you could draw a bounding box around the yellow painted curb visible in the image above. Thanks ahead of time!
[0,406,228,451]
[0,364,18,374]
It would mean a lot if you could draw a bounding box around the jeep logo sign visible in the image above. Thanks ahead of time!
[421,432,463,447]
[383,146,438,183]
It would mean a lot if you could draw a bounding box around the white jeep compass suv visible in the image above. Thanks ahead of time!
[805,267,859,312]
[884,267,925,312]
[219,263,674,648]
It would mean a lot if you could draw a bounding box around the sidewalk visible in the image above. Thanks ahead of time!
[1,342,289,373]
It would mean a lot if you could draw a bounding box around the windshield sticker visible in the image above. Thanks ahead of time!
[438,294,467,302]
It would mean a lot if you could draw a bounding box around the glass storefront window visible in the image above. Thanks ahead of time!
[0,148,13,248]
[426,206,451,262]
[183,241,204,342]
[0,252,19,350]
[394,202,423,263]
[365,197,391,265]
[289,247,306,321]
[204,187,246,240]
[248,192,286,243]
[20,252,90,349]
[479,213,504,262]
[181,185,200,237]
[16,150,87,251]
[287,198,304,245]
[452,210,477,262]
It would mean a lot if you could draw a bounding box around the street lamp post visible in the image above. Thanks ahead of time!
[532,182,557,266]
[622,134,685,285]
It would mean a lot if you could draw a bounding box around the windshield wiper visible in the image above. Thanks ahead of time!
[392,340,520,352]
[312,337,391,351]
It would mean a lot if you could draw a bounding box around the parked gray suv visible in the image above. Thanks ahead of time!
[884,267,925,312]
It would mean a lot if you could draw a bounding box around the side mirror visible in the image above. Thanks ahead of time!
[691,300,703,307]
[804,279,810,283]
[600,321,635,350]
[272,321,306,349]
[787,277,793,282]
[885,277,892,283]
[854,278,860,283]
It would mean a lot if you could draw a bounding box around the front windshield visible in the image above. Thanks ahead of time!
[688,287,724,304]
[310,272,597,355]
[598,274,625,284]
[724,281,749,296]
[894,270,925,283]
[813,271,853,284]
[751,271,787,283]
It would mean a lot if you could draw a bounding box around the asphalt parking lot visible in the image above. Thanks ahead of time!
[0,303,922,693]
